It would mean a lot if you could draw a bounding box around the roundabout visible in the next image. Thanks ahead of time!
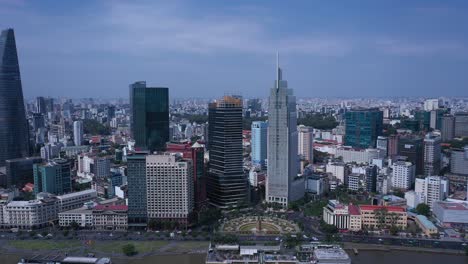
[220,215,300,235]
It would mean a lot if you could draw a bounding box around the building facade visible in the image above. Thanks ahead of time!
[450,146,468,176]
[344,108,383,149]
[441,115,455,142]
[298,125,314,162]
[207,96,247,208]
[146,154,194,225]
[397,135,424,176]
[251,121,268,168]
[266,59,303,207]
[5,157,42,188]
[415,176,449,209]
[126,153,148,226]
[391,161,415,190]
[73,120,83,146]
[454,112,468,138]
[129,81,169,151]
[423,133,441,176]
[33,159,71,195]
[0,28,30,166]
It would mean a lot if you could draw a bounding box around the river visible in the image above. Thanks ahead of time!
[1,251,466,263]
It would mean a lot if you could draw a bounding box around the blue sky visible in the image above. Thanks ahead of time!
[1,0,468,98]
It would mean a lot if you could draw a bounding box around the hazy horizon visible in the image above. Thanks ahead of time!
[2,0,468,98]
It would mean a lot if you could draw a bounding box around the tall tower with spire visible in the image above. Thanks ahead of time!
[0,28,29,166]
[266,54,303,207]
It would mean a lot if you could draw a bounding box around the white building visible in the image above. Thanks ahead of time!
[298,125,314,162]
[326,161,347,184]
[405,191,423,208]
[146,154,194,225]
[415,176,449,209]
[424,99,440,111]
[73,120,83,146]
[94,157,111,179]
[391,161,415,190]
[335,147,385,164]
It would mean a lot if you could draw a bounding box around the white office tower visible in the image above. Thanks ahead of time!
[73,120,83,146]
[391,161,415,190]
[424,99,440,111]
[298,125,314,162]
[423,133,441,176]
[266,54,303,206]
[146,154,194,225]
[415,176,449,209]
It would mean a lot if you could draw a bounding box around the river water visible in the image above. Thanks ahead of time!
[1,251,466,263]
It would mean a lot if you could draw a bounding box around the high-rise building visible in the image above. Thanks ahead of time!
[207,95,246,208]
[441,115,455,142]
[298,125,314,163]
[398,135,424,176]
[73,120,83,146]
[415,176,448,209]
[93,157,111,179]
[127,152,148,226]
[344,108,383,149]
[33,158,71,195]
[146,154,194,225]
[0,28,29,166]
[130,81,169,152]
[251,121,268,168]
[423,133,441,176]
[266,56,303,207]
[36,96,47,114]
[5,156,42,187]
[424,99,440,111]
[391,161,415,190]
[450,146,468,176]
[376,136,388,157]
[454,112,468,138]
[32,113,45,131]
[388,134,399,158]
[166,142,207,209]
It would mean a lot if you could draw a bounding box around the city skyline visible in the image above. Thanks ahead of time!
[1,1,468,98]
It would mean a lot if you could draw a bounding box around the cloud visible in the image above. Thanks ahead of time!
[375,38,468,57]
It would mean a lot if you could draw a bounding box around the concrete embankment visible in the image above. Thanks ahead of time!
[343,242,465,255]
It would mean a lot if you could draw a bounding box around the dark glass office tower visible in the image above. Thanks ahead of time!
[127,152,148,227]
[0,29,29,166]
[345,108,383,149]
[398,135,424,176]
[36,96,46,114]
[130,81,169,151]
[207,96,247,208]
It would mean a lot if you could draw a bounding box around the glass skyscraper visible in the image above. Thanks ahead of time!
[251,121,268,169]
[33,158,71,195]
[127,152,148,226]
[0,28,29,166]
[344,108,383,149]
[266,57,303,207]
[207,95,247,208]
[130,81,169,152]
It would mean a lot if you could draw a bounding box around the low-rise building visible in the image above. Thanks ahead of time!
[432,201,468,227]
[358,205,407,230]
[93,204,128,231]
[414,215,438,236]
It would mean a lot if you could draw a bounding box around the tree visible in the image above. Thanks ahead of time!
[122,244,138,256]
[70,221,80,230]
[415,203,431,217]
[63,230,69,237]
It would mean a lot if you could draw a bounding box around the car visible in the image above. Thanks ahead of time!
[303,235,308,239]
[311,237,319,241]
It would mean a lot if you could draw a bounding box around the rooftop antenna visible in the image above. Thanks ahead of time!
[276,52,282,90]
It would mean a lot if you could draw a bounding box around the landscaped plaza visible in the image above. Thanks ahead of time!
[220,215,300,235]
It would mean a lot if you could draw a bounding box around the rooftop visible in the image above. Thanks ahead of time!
[314,247,350,261]
[435,201,468,211]
[415,215,437,230]
[359,205,406,213]
[348,205,360,216]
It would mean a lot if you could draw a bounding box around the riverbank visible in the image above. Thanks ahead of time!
[343,242,465,255]
[0,239,209,259]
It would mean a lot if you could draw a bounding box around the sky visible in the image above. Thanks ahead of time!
[1,0,468,99]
